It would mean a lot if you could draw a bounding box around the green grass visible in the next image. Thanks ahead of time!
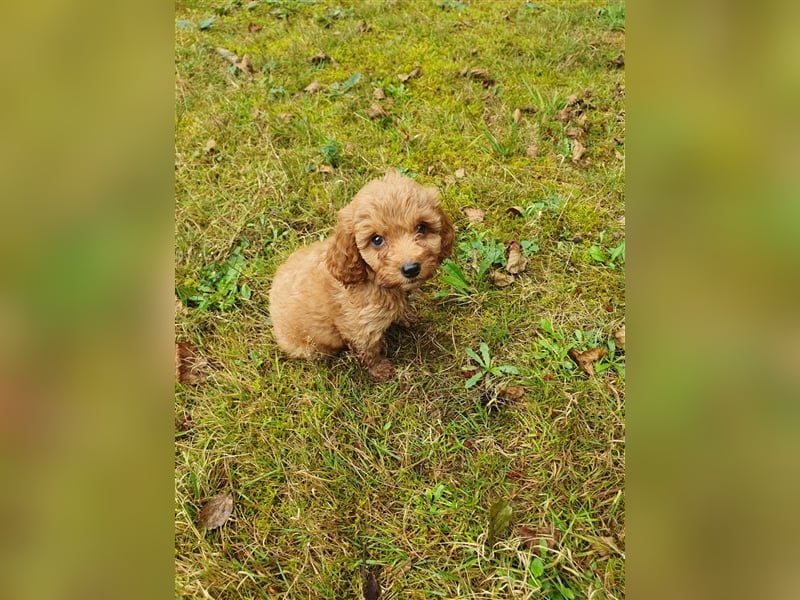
[175,1,625,598]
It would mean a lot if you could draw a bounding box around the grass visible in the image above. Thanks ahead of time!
[175,0,625,598]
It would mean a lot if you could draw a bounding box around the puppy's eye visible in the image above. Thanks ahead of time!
[370,235,385,248]
[415,223,427,235]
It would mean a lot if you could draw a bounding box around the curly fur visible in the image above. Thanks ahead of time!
[269,171,454,381]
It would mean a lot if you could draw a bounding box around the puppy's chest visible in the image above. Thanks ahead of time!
[345,288,407,328]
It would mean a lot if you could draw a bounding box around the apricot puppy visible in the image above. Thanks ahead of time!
[269,171,454,381]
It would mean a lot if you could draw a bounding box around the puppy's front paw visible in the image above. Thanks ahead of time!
[369,359,396,382]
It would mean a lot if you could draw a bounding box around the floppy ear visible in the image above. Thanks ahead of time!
[438,208,455,262]
[325,206,368,285]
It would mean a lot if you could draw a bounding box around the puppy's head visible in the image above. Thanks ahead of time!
[325,171,454,290]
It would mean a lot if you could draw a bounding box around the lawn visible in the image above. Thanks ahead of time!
[175,1,625,598]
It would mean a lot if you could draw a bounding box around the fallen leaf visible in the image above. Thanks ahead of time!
[566,93,579,106]
[454,167,466,179]
[512,108,522,124]
[487,498,513,547]
[197,492,233,530]
[247,22,262,33]
[608,53,625,68]
[304,81,323,94]
[516,524,562,550]
[318,164,335,174]
[556,107,571,122]
[355,20,372,33]
[526,145,539,159]
[506,470,522,481]
[463,207,484,222]
[497,386,526,401]
[397,65,421,82]
[505,241,528,274]
[237,54,254,75]
[506,206,524,217]
[204,138,217,154]
[215,47,253,76]
[614,326,625,351]
[362,571,380,600]
[490,271,515,287]
[568,347,608,376]
[571,139,586,162]
[176,342,208,385]
[366,103,387,119]
[460,68,494,87]
[372,87,386,100]
[571,233,584,243]
[565,127,583,139]
[310,52,332,65]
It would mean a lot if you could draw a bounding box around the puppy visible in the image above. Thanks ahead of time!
[269,171,454,381]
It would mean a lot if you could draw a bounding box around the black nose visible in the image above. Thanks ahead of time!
[401,262,421,279]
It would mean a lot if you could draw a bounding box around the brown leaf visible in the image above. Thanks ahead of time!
[556,107,571,122]
[397,65,421,83]
[463,207,484,222]
[568,347,608,376]
[566,93,579,106]
[490,271,515,287]
[318,164,334,174]
[176,342,208,385]
[608,53,625,68]
[516,524,562,550]
[304,81,323,94]
[497,386,526,401]
[506,206,524,218]
[366,103,388,119]
[512,108,522,124]
[462,67,493,85]
[204,138,217,154]
[247,22,262,33]
[215,48,254,76]
[505,241,528,274]
[372,87,386,100]
[565,127,583,139]
[525,145,539,159]
[362,570,380,600]
[454,167,466,179]
[355,20,372,33]
[236,54,254,75]
[310,52,331,65]
[614,326,626,351]
[571,139,586,162]
[197,492,234,530]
